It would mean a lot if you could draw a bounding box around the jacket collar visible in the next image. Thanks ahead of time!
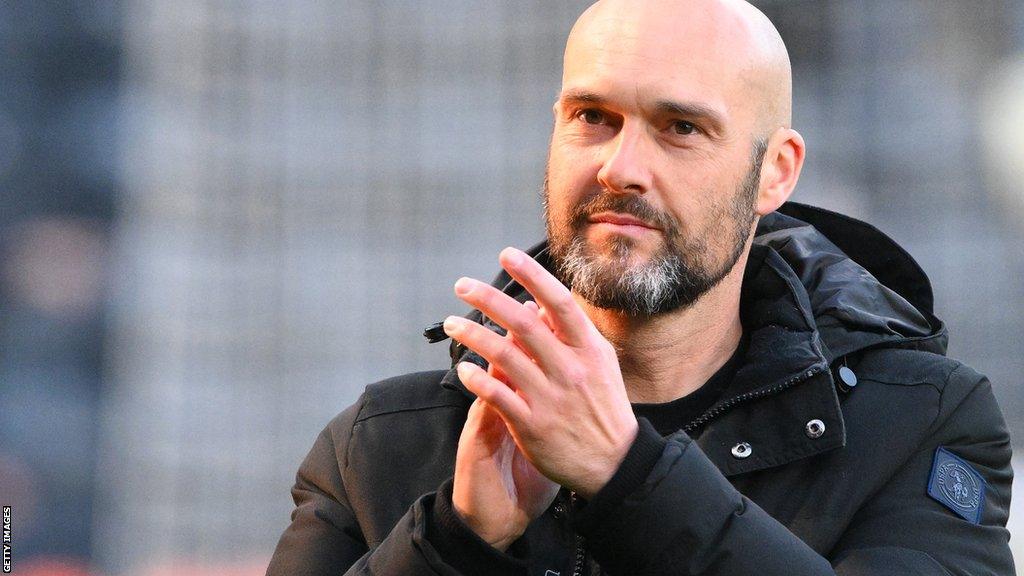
[686,242,841,475]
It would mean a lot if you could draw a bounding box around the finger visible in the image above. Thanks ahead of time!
[489,330,517,382]
[498,247,593,346]
[444,315,546,392]
[452,278,565,369]
[462,397,486,436]
[504,323,541,371]
[516,302,548,364]
[525,300,555,333]
[457,361,530,425]
[489,360,509,383]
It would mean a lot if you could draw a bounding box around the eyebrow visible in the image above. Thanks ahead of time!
[559,89,606,105]
[558,89,727,135]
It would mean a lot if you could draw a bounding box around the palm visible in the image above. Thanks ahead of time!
[491,406,558,521]
[454,398,559,550]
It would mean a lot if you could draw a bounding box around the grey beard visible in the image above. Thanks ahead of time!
[554,234,719,316]
[544,138,767,317]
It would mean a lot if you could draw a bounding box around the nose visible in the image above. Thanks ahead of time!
[596,124,654,194]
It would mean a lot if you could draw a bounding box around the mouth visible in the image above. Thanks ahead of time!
[587,212,661,232]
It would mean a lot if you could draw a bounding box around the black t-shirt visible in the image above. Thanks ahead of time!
[631,333,748,437]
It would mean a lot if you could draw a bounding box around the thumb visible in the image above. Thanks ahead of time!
[463,398,508,445]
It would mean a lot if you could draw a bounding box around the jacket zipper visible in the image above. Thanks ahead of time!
[682,364,827,434]
[565,365,827,576]
[571,533,586,576]
[570,491,586,576]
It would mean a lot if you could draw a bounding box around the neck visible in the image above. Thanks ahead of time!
[575,250,749,404]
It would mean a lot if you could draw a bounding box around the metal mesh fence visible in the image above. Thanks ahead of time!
[94,1,1024,573]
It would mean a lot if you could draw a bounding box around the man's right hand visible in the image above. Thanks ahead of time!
[452,392,559,552]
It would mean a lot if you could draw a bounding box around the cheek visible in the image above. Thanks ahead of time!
[544,191,579,237]
[663,147,733,187]
[549,129,603,179]
[657,168,713,222]
[546,149,599,212]
[660,150,746,209]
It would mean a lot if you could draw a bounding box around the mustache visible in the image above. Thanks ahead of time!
[569,193,679,235]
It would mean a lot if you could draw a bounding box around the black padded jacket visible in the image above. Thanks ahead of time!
[266,203,1015,575]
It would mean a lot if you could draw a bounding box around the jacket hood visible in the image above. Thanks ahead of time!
[764,202,943,360]
[427,201,945,392]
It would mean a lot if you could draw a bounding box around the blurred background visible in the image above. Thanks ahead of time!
[0,0,1022,574]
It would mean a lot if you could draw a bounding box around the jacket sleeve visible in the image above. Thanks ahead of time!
[263,400,443,575]
[265,399,528,576]
[828,369,1015,575]
[572,368,1014,576]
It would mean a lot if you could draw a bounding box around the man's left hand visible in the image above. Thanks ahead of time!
[442,247,639,498]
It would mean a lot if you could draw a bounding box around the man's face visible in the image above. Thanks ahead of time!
[544,143,764,316]
[544,1,769,316]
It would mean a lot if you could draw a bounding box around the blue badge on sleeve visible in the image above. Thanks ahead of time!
[927,447,986,524]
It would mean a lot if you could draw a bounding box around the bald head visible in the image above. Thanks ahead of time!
[545,0,806,312]
[565,0,793,132]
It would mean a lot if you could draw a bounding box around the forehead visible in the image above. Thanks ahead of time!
[561,4,761,122]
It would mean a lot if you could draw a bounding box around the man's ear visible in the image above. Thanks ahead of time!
[755,127,805,216]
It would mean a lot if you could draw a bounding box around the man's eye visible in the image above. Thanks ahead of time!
[672,120,697,135]
[576,109,606,125]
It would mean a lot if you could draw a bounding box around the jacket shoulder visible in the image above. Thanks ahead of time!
[852,347,982,392]
[353,369,469,424]
[332,370,469,544]
[847,347,1005,450]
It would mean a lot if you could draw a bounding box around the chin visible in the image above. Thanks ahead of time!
[591,234,661,264]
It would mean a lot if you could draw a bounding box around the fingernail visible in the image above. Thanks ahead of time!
[454,277,474,296]
[502,247,523,266]
[443,315,463,334]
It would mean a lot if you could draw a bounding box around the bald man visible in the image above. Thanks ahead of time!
[267,1,1014,575]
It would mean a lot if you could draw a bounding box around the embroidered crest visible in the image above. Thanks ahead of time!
[927,447,986,524]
